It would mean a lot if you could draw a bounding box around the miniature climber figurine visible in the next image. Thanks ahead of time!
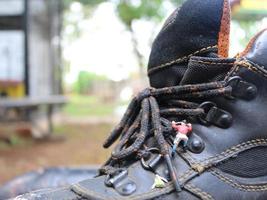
[171,121,193,155]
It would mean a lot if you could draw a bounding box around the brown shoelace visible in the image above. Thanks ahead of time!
[100,81,232,192]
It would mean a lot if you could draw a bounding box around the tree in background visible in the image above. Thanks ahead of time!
[112,0,185,77]
[115,0,172,77]
[231,1,267,48]
[63,0,106,40]
[74,71,107,94]
[63,0,267,82]
[63,0,185,78]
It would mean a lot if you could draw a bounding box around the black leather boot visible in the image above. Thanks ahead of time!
[14,0,267,199]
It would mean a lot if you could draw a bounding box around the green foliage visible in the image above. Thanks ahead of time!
[115,0,186,27]
[67,0,185,33]
[73,71,107,94]
[232,20,262,48]
[63,95,116,117]
[238,21,258,46]
[170,0,186,6]
[116,0,165,27]
[63,0,107,9]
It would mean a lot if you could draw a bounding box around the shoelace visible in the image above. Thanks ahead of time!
[100,81,232,192]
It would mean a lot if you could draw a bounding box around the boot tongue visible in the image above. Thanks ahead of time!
[148,0,231,88]
[181,29,267,85]
[180,56,235,85]
[239,29,267,68]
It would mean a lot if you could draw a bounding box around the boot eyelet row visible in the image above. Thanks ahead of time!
[227,76,258,100]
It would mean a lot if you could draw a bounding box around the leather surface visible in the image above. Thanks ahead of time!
[182,30,267,164]
[148,0,227,88]
[188,170,267,200]
[244,30,267,68]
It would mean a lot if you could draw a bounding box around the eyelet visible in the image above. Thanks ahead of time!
[198,101,217,125]
[198,101,233,128]
[226,76,242,87]
[105,169,128,187]
[216,113,233,128]
[105,169,137,196]
[187,133,205,154]
[226,76,258,100]
[244,85,258,100]
[141,148,162,171]
[117,181,137,196]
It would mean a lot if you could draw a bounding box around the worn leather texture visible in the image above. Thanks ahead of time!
[147,0,226,88]
[13,1,267,200]
[243,29,267,68]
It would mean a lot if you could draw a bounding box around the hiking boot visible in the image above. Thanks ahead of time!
[14,0,267,200]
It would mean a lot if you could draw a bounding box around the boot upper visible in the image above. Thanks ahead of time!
[148,0,230,88]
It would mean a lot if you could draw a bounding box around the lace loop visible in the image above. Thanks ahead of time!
[101,81,231,192]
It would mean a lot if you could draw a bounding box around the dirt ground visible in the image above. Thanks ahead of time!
[0,123,113,185]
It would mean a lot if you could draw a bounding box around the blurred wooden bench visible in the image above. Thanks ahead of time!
[0,95,67,139]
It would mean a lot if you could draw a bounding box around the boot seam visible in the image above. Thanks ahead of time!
[173,139,267,196]
[185,183,214,200]
[70,163,195,200]
[71,171,210,200]
[176,139,267,182]
[179,168,195,182]
[71,182,175,200]
[190,59,234,66]
[211,169,267,191]
[235,59,267,79]
[148,45,218,75]
[189,139,267,166]
[71,139,267,200]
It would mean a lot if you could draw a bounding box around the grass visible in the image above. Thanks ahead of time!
[0,94,123,184]
[62,95,116,117]
[0,135,34,150]
[0,123,113,185]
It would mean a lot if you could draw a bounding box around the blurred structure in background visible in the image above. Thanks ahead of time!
[0,0,63,98]
[229,0,267,55]
[0,0,66,139]
[0,0,27,98]
[231,0,267,20]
